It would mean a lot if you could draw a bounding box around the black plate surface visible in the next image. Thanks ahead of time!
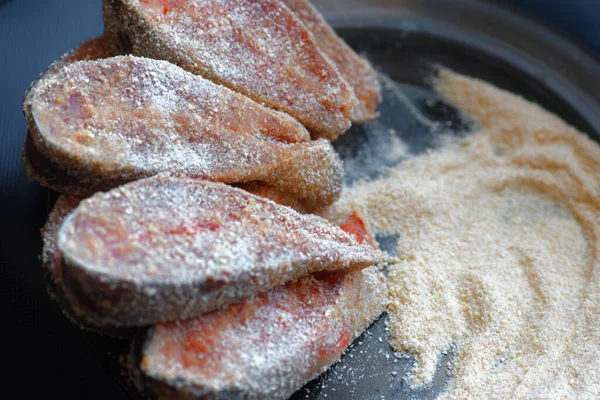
[2,0,600,398]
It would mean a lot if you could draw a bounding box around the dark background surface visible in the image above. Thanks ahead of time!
[1,1,599,398]
[0,2,125,398]
[506,0,600,54]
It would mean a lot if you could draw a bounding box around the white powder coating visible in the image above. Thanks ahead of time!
[142,267,387,400]
[104,0,358,139]
[43,36,109,79]
[326,70,600,398]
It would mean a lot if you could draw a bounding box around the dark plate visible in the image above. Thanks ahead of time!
[3,0,600,399]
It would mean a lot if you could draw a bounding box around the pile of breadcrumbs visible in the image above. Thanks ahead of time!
[327,70,600,399]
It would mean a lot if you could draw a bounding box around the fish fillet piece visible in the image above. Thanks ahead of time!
[57,175,383,327]
[102,0,357,140]
[282,0,381,122]
[23,37,110,181]
[23,56,343,210]
[141,266,387,399]
[41,194,134,336]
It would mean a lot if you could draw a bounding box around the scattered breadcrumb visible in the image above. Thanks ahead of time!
[327,69,600,399]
